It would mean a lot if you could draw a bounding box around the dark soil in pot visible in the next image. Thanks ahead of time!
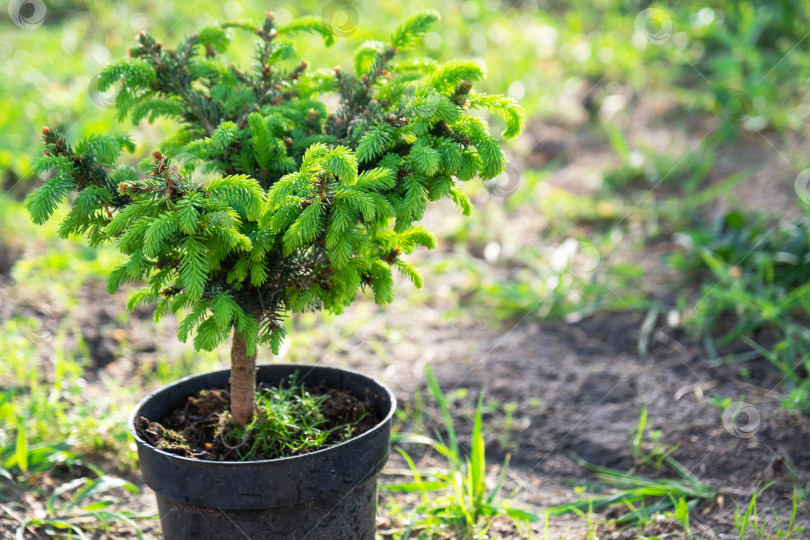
[135,376,381,461]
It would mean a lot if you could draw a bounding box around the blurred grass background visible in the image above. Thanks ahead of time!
[4,0,808,184]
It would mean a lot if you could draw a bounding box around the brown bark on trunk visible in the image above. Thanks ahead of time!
[230,330,257,426]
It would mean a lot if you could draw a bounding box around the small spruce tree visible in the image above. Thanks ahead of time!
[26,11,524,426]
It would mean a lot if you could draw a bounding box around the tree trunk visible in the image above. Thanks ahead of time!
[230,330,257,426]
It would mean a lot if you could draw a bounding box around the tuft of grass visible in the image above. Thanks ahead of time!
[545,454,717,531]
[631,406,679,469]
[668,208,810,411]
[3,473,151,540]
[0,321,136,466]
[734,484,806,540]
[219,375,368,461]
[382,365,539,538]
[0,319,153,538]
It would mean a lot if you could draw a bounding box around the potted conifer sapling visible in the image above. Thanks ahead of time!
[26,10,524,539]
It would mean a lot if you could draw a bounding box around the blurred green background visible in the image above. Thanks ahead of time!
[4,0,808,186]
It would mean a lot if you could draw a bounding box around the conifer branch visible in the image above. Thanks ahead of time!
[27,10,524,359]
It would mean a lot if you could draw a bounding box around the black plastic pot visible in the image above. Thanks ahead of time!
[128,364,396,540]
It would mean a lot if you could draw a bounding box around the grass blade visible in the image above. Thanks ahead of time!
[470,394,486,506]
[487,453,511,505]
[425,365,459,466]
[15,421,27,473]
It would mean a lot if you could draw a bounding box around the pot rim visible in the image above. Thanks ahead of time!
[128,362,397,466]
